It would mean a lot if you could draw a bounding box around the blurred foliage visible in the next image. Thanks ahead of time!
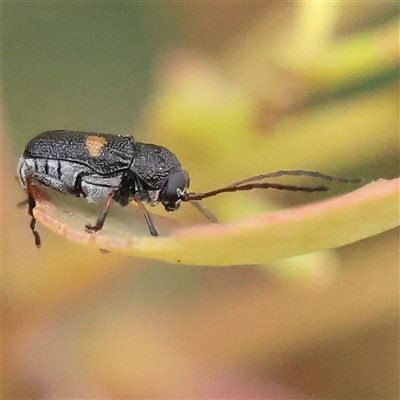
[2,2,399,399]
[3,1,181,146]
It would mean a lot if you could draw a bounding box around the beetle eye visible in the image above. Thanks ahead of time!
[161,168,190,212]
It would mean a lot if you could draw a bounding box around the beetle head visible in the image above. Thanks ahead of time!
[160,168,190,211]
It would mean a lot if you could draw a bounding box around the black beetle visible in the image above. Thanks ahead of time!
[18,130,362,248]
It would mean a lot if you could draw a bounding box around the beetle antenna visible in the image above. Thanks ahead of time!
[224,169,364,188]
[184,182,329,201]
[182,170,363,202]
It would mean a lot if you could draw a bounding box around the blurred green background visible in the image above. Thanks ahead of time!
[4,2,182,147]
[2,2,399,399]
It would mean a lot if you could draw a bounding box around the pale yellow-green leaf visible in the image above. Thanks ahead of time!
[32,178,399,266]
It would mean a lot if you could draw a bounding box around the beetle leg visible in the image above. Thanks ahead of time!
[72,172,85,197]
[24,170,76,195]
[133,195,159,237]
[85,193,114,233]
[26,176,41,248]
[189,200,219,223]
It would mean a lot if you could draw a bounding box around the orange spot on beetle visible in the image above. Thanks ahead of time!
[86,136,107,157]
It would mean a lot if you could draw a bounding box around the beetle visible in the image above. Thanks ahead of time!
[18,130,362,248]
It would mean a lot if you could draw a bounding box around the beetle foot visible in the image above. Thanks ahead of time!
[30,217,41,248]
[85,222,103,233]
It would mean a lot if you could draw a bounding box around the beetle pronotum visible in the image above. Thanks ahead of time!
[18,130,363,248]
